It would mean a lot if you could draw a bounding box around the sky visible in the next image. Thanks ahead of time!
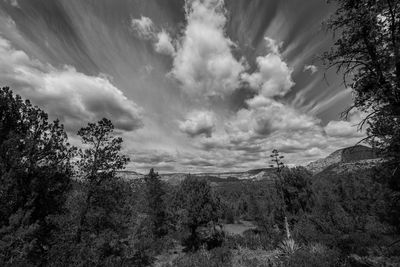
[0,0,366,173]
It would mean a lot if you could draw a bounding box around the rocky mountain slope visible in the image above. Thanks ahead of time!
[306,145,380,174]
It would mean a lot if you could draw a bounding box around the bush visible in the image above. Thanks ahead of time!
[224,229,280,251]
[282,246,341,267]
[164,246,232,267]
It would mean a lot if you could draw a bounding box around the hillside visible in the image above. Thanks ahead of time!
[116,171,144,180]
[306,145,380,174]
[159,168,278,185]
[117,168,278,185]
[117,145,380,183]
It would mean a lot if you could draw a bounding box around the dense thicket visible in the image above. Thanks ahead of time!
[171,176,223,252]
[0,87,73,265]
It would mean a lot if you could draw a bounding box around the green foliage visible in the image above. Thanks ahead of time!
[0,87,73,265]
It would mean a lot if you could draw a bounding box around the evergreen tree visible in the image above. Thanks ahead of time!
[144,168,167,238]
[74,118,130,258]
[323,0,400,177]
[173,176,221,251]
[0,87,73,265]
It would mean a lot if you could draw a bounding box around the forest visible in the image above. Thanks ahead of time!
[1,0,400,266]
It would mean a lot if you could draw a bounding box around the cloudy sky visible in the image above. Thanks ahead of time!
[0,0,365,173]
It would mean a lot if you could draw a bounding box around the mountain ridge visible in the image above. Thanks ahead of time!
[117,145,381,183]
[305,145,380,174]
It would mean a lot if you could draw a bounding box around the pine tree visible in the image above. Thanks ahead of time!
[0,87,73,265]
[144,168,167,238]
[75,118,129,243]
[173,176,220,251]
[323,0,400,177]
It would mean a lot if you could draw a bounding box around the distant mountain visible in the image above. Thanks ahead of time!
[117,168,278,185]
[159,168,278,185]
[116,171,144,180]
[306,145,381,174]
[117,145,380,183]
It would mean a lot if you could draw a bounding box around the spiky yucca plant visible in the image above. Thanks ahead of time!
[278,238,300,255]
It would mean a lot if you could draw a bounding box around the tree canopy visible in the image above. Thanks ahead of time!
[323,0,400,171]
[0,87,73,265]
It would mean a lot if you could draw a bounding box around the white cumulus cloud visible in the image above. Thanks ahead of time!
[242,37,294,98]
[154,30,175,56]
[324,111,365,138]
[179,110,217,138]
[0,36,143,132]
[131,16,155,40]
[170,0,245,97]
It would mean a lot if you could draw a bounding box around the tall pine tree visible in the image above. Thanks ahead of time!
[144,168,167,238]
